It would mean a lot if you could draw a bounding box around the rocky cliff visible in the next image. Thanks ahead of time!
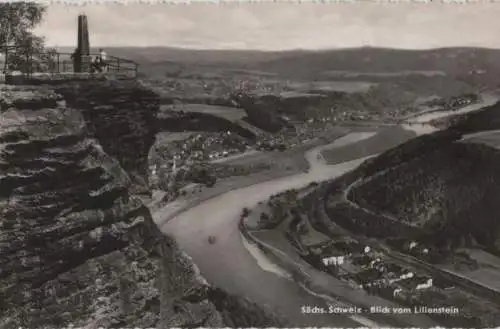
[0,84,224,328]
[47,79,159,196]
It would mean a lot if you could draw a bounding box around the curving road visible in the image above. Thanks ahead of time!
[158,132,379,326]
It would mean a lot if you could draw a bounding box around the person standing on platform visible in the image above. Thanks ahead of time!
[91,55,102,73]
[98,48,107,72]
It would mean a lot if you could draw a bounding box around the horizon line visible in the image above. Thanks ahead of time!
[48,45,500,52]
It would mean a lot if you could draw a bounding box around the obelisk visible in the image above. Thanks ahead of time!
[75,14,90,73]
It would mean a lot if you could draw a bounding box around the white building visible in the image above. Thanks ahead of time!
[416,278,433,290]
[393,288,403,297]
[322,255,345,266]
[389,271,414,284]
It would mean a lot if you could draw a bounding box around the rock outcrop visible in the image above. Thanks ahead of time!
[48,79,159,196]
[0,84,224,328]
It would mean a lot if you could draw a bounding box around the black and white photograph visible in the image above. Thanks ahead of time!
[2,0,500,328]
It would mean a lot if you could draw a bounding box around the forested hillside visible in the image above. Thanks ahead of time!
[326,101,500,254]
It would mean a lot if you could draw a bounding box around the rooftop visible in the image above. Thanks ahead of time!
[355,268,384,284]
[398,275,431,290]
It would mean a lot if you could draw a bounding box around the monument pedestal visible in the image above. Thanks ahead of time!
[81,55,91,73]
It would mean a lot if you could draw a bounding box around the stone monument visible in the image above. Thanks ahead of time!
[75,14,90,73]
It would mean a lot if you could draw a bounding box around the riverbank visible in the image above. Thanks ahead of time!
[159,132,388,326]
[406,93,499,123]
[152,127,350,226]
[238,178,440,328]
[160,97,498,327]
[239,214,388,327]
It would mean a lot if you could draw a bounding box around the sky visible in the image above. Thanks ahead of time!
[33,1,500,50]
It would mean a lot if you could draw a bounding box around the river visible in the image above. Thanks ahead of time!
[158,132,378,326]
[157,95,497,326]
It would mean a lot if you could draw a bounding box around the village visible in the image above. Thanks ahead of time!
[424,93,479,110]
[292,231,487,326]
[148,114,345,197]
[245,185,494,326]
[306,238,452,296]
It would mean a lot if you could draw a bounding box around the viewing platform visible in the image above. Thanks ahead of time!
[1,14,139,85]
[0,49,139,85]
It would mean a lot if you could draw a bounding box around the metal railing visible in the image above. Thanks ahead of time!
[1,45,139,81]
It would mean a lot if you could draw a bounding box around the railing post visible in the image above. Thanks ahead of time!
[57,54,60,73]
[117,58,120,73]
[25,52,29,78]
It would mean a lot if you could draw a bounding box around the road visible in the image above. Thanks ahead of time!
[158,132,378,327]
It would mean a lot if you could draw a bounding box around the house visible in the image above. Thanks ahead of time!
[322,255,345,266]
[416,277,433,290]
[369,257,382,268]
[389,269,414,284]
[384,262,413,279]
[398,275,432,291]
[354,268,387,289]
[401,271,414,279]
[393,288,403,297]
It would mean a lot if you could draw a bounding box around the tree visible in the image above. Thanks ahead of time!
[0,2,47,72]
[241,207,250,218]
[259,212,270,226]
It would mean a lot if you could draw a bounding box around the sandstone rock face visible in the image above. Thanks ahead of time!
[0,85,223,329]
[50,80,160,196]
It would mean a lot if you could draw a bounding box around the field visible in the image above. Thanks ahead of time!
[321,126,416,165]
[155,131,195,144]
[278,91,325,99]
[285,80,375,94]
[297,217,332,247]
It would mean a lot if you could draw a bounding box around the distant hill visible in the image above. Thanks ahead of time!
[55,46,500,79]
[55,46,293,66]
[254,47,500,79]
